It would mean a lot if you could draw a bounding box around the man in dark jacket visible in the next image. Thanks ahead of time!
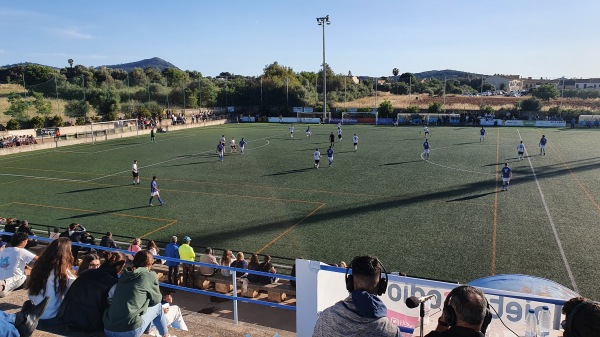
[426,286,490,337]
[312,255,399,337]
[99,232,116,249]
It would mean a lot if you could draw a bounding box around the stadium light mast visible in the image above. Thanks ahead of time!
[316,15,330,121]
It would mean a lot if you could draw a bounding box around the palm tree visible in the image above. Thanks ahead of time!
[392,68,399,94]
[68,59,74,68]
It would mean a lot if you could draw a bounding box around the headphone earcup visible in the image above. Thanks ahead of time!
[346,274,354,292]
[481,306,492,334]
[377,276,387,296]
[443,304,457,326]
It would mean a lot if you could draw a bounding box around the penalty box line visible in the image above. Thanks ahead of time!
[517,129,579,293]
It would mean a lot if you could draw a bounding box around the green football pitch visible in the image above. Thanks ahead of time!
[1,123,599,299]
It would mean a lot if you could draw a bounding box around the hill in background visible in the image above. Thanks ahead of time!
[413,69,485,80]
[99,57,178,71]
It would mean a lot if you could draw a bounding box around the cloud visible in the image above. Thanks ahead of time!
[50,28,92,40]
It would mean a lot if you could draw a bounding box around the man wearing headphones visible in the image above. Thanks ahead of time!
[561,297,600,337]
[312,255,399,337]
[426,286,491,337]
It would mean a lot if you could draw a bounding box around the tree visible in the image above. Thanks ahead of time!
[378,100,394,118]
[399,72,417,85]
[29,116,45,129]
[499,83,507,91]
[6,119,20,130]
[480,105,494,115]
[521,97,542,111]
[68,59,74,68]
[49,115,63,127]
[392,68,399,78]
[428,102,444,114]
[4,93,30,120]
[64,100,92,118]
[404,105,420,115]
[33,92,52,115]
[531,84,559,101]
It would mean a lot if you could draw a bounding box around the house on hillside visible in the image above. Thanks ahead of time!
[486,75,522,92]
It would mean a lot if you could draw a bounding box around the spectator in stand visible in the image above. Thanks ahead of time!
[77,253,100,274]
[246,253,261,283]
[312,255,399,337]
[164,236,180,285]
[100,232,117,249]
[561,297,600,337]
[27,238,76,326]
[230,252,248,277]
[178,236,195,287]
[258,255,277,284]
[146,240,164,264]
[17,220,36,248]
[426,286,491,337]
[49,227,60,240]
[58,251,127,332]
[160,294,188,332]
[103,250,174,337]
[0,297,49,337]
[220,250,234,277]
[126,238,142,261]
[199,247,219,276]
[59,223,82,239]
[0,233,37,297]
[2,218,19,245]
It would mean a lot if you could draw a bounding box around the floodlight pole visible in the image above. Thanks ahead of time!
[317,15,330,121]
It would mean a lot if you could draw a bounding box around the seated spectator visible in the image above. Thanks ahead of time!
[27,238,76,326]
[59,223,82,239]
[0,297,49,337]
[561,297,600,337]
[0,233,37,297]
[246,253,261,283]
[58,251,126,332]
[199,247,219,276]
[146,240,164,264]
[100,232,117,249]
[103,250,174,337]
[126,238,142,261]
[77,253,100,274]
[1,218,18,244]
[230,252,248,277]
[220,250,234,277]
[164,236,180,285]
[427,285,491,337]
[161,294,188,331]
[258,255,277,284]
[49,227,60,240]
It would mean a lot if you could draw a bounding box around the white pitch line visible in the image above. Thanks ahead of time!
[0,173,87,184]
[54,134,198,155]
[517,129,579,293]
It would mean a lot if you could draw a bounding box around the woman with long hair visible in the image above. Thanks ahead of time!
[27,237,76,325]
[58,251,127,332]
[77,253,100,275]
[247,253,261,283]
[220,250,234,277]
[103,250,173,337]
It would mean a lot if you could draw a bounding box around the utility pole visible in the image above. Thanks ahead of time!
[316,15,330,120]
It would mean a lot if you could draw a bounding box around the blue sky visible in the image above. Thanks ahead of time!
[1,1,598,79]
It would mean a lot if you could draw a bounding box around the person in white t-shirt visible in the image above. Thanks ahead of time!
[0,232,37,297]
[313,148,321,169]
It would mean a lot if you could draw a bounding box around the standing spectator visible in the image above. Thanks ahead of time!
[164,236,180,285]
[100,232,117,249]
[127,238,142,261]
[220,250,234,277]
[0,233,37,297]
[27,238,76,326]
[49,227,60,240]
[312,255,399,337]
[103,251,173,337]
[178,236,195,287]
[199,247,219,276]
[58,251,127,332]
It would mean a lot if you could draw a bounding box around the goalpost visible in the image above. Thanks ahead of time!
[88,119,139,144]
